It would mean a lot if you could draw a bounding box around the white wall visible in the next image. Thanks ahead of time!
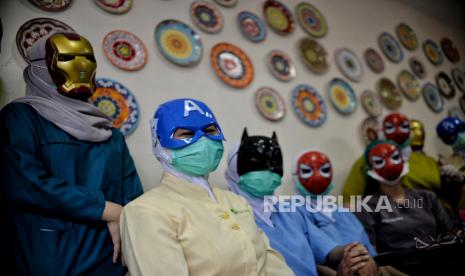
[1,0,464,195]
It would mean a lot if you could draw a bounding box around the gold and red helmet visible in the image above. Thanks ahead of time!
[410,119,425,151]
[45,32,96,100]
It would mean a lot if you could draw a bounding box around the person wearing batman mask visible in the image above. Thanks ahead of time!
[0,32,143,274]
[225,129,379,276]
[120,99,293,276]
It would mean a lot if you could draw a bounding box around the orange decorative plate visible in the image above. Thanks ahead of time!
[91,78,139,136]
[292,84,327,127]
[210,42,254,88]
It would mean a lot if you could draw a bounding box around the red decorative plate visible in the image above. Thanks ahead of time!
[28,0,72,11]
[103,30,147,71]
[95,0,132,14]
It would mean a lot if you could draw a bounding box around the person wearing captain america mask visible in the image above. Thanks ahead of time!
[225,130,379,276]
[120,99,293,276]
[342,113,445,210]
[356,140,454,257]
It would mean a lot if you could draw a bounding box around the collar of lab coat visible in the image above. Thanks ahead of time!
[161,172,219,202]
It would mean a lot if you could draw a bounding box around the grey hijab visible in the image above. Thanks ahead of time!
[14,33,112,142]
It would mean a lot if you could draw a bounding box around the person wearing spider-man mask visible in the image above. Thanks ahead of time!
[343,113,444,207]
[356,140,454,274]
[225,129,379,276]
[0,32,143,275]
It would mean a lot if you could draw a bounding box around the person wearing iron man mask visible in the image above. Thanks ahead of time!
[342,113,443,209]
[357,140,454,273]
[0,32,143,274]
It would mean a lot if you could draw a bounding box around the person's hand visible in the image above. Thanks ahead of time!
[101,201,123,263]
[337,242,370,276]
[356,255,379,276]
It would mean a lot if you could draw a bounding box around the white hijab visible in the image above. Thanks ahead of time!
[225,143,274,227]
[151,120,217,202]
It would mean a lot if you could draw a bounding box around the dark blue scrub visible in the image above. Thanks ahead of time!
[0,103,143,275]
[255,205,338,276]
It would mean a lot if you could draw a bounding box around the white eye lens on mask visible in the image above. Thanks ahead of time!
[299,163,313,179]
[372,156,385,169]
[319,163,332,178]
[390,151,401,164]
[384,123,395,134]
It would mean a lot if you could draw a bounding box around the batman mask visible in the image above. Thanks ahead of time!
[237,128,283,177]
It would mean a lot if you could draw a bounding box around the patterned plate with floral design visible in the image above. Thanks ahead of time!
[263,0,294,35]
[298,37,328,74]
[364,48,384,74]
[361,90,382,117]
[211,42,254,88]
[238,11,267,43]
[327,78,357,115]
[267,50,296,81]
[295,2,328,38]
[395,23,418,51]
[292,84,327,127]
[191,1,224,34]
[397,70,420,100]
[255,87,286,121]
[95,0,132,14]
[103,30,147,71]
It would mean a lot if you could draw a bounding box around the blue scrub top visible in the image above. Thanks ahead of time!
[255,205,338,276]
[0,103,143,275]
[303,209,377,256]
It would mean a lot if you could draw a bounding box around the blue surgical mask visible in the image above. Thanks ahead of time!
[171,137,224,176]
[238,170,282,198]
[295,181,334,198]
[452,132,465,152]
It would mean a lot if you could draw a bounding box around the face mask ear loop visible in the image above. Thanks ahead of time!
[27,57,56,89]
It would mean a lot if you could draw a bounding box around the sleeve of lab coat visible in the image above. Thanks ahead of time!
[120,202,189,276]
[260,228,295,276]
[0,103,105,221]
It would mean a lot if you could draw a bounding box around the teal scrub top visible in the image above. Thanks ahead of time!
[0,103,143,275]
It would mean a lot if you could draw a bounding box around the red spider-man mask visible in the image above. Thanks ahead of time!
[383,113,410,145]
[295,151,332,194]
[368,143,404,181]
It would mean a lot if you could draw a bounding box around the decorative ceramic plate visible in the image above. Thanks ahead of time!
[210,42,254,88]
[295,2,327,38]
[423,39,443,66]
[441,37,460,63]
[378,32,403,63]
[213,0,238,7]
[103,30,147,71]
[364,48,384,74]
[263,0,294,35]
[191,1,224,34]
[422,83,443,113]
[449,106,465,121]
[395,23,418,51]
[361,90,382,117]
[267,50,296,81]
[91,78,140,136]
[361,116,380,145]
[28,0,72,11]
[377,78,402,110]
[327,78,357,115]
[436,72,455,99]
[298,37,328,74]
[95,0,132,14]
[292,84,327,127]
[452,68,465,93]
[335,48,363,82]
[409,56,426,79]
[238,11,267,43]
[155,19,203,67]
[16,17,75,61]
[397,70,420,100]
[255,87,286,121]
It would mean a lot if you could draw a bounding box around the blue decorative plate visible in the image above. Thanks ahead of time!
[91,78,140,136]
[155,19,203,67]
[378,32,403,63]
[423,39,443,66]
[327,78,357,115]
[292,84,327,127]
[238,11,267,43]
[422,83,444,113]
